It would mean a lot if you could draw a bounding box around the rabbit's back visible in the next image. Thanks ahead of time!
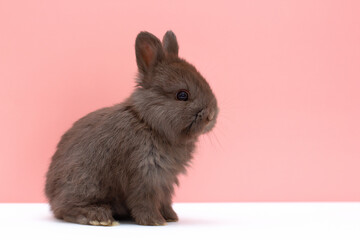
[45,104,131,204]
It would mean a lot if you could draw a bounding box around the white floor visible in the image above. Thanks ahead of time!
[0,203,359,240]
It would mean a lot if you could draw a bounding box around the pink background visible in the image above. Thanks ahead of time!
[1,0,360,203]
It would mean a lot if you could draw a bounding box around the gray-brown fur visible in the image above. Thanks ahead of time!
[45,31,218,226]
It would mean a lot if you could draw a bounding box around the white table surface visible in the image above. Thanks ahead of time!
[0,203,359,240]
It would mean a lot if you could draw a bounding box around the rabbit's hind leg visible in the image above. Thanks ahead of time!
[56,204,116,226]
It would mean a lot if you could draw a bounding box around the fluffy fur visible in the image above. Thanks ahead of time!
[45,30,218,226]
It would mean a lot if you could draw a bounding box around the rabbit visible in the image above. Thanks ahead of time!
[45,30,218,226]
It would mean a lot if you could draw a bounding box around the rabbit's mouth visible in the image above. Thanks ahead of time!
[183,110,202,136]
[184,107,217,136]
[184,116,198,135]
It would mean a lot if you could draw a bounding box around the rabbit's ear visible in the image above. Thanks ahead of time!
[135,32,164,74]
[162,31,179,56]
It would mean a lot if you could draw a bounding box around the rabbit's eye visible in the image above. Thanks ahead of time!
[176,90,189,101]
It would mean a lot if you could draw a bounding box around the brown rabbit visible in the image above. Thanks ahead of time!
[45,30,218,226]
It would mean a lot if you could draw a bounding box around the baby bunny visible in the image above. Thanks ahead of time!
[45,30,218,226]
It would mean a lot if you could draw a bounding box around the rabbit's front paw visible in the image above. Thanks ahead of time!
[161,205,178,222]
[134,211,166,226]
